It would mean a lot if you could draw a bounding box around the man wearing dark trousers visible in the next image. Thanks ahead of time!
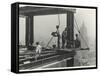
[74,34,81,48]
[62,27,67,49]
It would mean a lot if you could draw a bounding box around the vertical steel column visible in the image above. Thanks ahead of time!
[25,16,30,47]
[25,15,34,49]
[66,12,74,67]
[29,15,34,46]
[67,12,74,48]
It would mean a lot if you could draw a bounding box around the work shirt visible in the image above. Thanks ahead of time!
[75,37,81,48]
[62,30,67,40]
[36,45,42,54]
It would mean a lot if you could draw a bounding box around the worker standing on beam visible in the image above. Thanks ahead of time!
[35,42,42,61]
[62,27,68,49]
[56,25,60,49]
[74,34,81,48]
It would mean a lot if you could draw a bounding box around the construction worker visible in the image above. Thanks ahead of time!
[35,42,42,61]
[62,27,67,48]
[74,34,81,48]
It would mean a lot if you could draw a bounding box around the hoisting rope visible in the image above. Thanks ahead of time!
[46,14,61,48]
[58,13,60,26]
[74,16,89,49]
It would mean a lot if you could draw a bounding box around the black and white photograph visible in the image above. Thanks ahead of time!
[17,3,97,72]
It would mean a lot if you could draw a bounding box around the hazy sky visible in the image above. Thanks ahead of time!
[19,6,96,48]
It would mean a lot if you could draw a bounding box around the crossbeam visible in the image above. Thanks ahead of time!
[19,6,76,16]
